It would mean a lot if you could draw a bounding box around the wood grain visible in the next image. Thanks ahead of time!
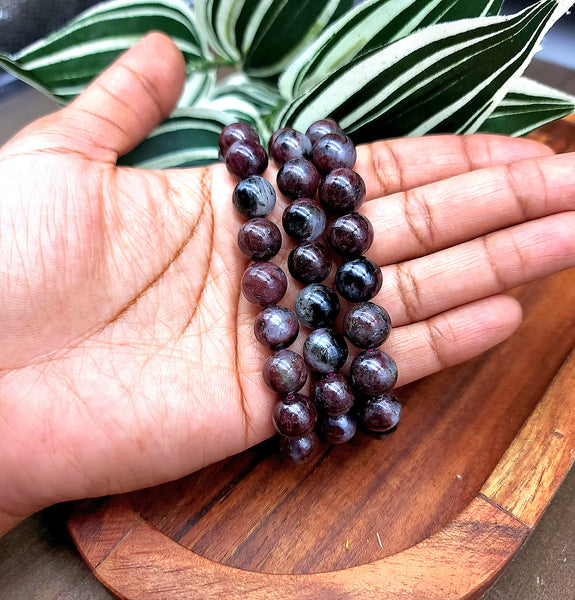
[482,349,575,527]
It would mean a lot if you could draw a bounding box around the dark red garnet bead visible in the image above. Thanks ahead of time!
[225,139,268,179]
[219,122,260,157]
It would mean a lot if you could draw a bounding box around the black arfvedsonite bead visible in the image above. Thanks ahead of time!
[279,431,319,463]
[303,328,348,373]
[326,212,373,257]
[282,198,326,242]
[311,133,356,172]
[288,242,332,284]
[241,262,287,307]
[350,349,398,396]
[237,218,282,261]
[319,412,357,444]
[277,158,321,200]
[335,257,383,302]
[269,128,312,166]
[319,168,366,214]
[232,176,276,218]
[263,349,308,394]
[313,373,355,416]
[254,305,299,350]
[295,284,340,329]
[343,302,391,349]
[359,393,401,433]
[273,393,317,438]
[225,139,268,178]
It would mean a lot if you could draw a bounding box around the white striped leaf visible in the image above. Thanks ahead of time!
[119,108,235,169]
[0,0,212,104]
[198,95,271,140]
[209,73,282,112]
[276,0,574,144]
[480,76,575,136]
[279,0,511,99]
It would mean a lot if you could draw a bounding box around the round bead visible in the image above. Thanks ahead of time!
[312,133,356,172]
[232,176,276,218]
[269,128,312,166]
[277,158,321,200]
[319,168,366,214]
[219,122,259,157]
[241,262,287,307]
[313,373,355,416]
[273,393,317,438]
[350,349,398,396]
[263,349,308,394]
[303,328,348,373]
[237,218,282,261]
[326,212,373,257]
[279,431,319,463]
[288,242,332,284]
[295,284,340,329]
[343,302,391,349]
[305,119,344,146]
[254,305,299,350]
[319,412,357,444]
[282,198,326,242]
[335,257,382,302]
[359,393,401,433]
[225,139,268,178]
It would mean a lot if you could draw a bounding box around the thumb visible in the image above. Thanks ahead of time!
[7,32,186,162]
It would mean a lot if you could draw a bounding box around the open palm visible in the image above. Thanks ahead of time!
[1,33,574,534]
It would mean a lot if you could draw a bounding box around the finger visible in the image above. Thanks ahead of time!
[385,295,522,387]
[14,32,186,162]
[364,151,575,266]
[355,134,553,201]
[374,212,575,328]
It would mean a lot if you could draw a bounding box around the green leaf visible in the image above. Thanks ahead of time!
[209,73,282,112]
[119,108,235,169]
[279,0,518,99]
[480,76,575,136]
[0,0,212,104]
[277,0,574,144]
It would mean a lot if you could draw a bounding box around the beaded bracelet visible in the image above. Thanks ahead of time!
[219,120,401,463]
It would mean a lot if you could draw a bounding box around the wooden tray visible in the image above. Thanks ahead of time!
[68,122,575,600]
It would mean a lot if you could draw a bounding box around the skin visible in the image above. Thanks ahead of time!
[1,33,575,537]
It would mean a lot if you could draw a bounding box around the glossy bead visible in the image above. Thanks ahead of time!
[273,393,317,438]
[279,431,319,463]
[232,176,276,218]
[313,373,355,416]
[263,349,308,393]
[335,257,382,302]
[350,349,398,396]
[254,305,299,350]
[219,122,259,157]
[326,212,373,257]
[295,284,340,329]
[312,133,356,172]
[237,218,282,261]
[241,262,287,307]
[303,328,348,373]
[319,168,366,214]
[269,128,312,166]
[225,139,268,178]
[282,198,326,242]
[306,119,344,146]
[277,158,320,200]
[319,412,357,444]
[288,242,331,284]
[359,393,401,433]
[343,302,391,349]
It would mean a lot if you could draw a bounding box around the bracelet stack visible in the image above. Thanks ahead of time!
[219,119,401,463]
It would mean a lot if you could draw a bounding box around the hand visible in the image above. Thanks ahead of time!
[1,33,574,536]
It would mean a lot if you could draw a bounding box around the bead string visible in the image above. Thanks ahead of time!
[220,120,401,463]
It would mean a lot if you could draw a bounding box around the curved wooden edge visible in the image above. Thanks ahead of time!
[69,495,527,600]
[481,349,575,527]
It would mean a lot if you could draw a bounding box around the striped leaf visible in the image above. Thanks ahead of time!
[0,0,211,104]
[276,0,574,144]
[119,108,235,169]
[480,76,575,136]
[196,0,353,78]
[209,73,282,113]
[279,0,517,99]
